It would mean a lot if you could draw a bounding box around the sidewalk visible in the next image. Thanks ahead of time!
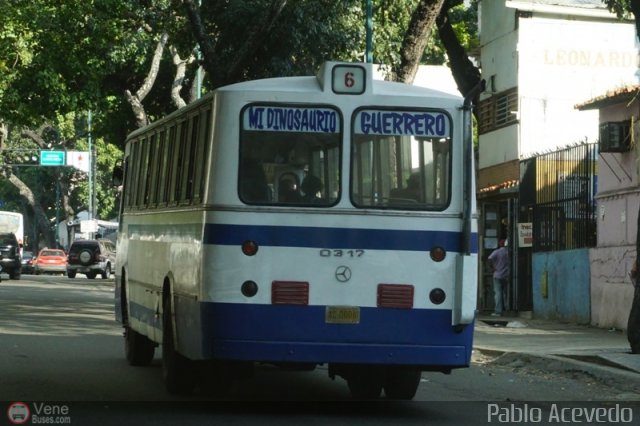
[473,315,640,382]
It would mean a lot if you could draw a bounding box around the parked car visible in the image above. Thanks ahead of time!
[20,251,35,274]
[0,232,22,280]
[33,248,67,275]
[66,239,116,279]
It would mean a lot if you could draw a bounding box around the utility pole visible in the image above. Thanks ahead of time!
[365,0,373,63]
[87,111,95,239]
[196,0,203,99]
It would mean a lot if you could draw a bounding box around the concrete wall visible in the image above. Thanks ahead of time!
[589,246,636,330]
[532,249,591,323]
[590,95,640,331]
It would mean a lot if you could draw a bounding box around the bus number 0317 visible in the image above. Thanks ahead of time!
[319,249,365,258]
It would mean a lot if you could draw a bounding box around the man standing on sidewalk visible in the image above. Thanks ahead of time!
[488,239,509,317]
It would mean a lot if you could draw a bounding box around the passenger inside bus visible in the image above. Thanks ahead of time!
[301,175,323,202]
[240,157,271,203]
[390,173,423,204]
[278,174,301,203]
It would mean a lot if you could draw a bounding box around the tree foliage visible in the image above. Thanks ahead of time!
[0,0,479,249]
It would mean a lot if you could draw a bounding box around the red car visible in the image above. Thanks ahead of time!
[33,248,67,275]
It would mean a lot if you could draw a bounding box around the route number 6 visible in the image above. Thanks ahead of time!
[332,65,365,94]
[344,72,355,88]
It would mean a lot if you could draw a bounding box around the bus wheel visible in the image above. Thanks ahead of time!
[121,282,155,366]
[125,326,155,366]
[346,367,383,399]
[383,368,421,400]
[162,297,195,394]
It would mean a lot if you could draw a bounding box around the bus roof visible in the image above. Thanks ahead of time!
[126,62,462,141]
[219,61,463,103]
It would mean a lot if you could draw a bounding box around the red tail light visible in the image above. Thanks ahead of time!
[271,281,309,305]
[377,284,414,309]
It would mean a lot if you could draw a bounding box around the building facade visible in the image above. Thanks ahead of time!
[477,0,638,316]
[577,86,640,329]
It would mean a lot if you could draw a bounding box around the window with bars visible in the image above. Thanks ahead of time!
[478,88,518,134]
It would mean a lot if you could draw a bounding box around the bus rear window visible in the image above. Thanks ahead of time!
[350,108,452,210]
[239,104,342,206]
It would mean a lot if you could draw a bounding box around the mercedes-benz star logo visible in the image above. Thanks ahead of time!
[335,266,352,282]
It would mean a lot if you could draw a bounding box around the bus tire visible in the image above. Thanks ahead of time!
[383,368,421,400]
[67,270,76,278]
[125,326,155,366]
[121,284,155,366]
[86,272,97,279]
[346,367,383,399]
[162,296,195,394]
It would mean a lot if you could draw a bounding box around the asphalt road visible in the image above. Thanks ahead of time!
[1,274,639,425]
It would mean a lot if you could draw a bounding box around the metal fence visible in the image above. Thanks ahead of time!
[519,143,597,252]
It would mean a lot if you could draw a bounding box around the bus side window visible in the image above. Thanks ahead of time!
[182,114,199,203]
[163,126,177,204]
[193,108,211,203]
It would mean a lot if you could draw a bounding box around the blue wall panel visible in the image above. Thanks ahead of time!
[532,248,591,323]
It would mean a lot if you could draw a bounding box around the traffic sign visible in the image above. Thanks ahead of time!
[66,151,90,172]
[40,150,66,166]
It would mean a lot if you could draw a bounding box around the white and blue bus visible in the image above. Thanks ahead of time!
[113,61,478,399]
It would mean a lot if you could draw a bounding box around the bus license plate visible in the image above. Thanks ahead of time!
[325,306,360,324]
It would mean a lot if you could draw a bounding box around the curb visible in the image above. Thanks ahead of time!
[473,346,640,396]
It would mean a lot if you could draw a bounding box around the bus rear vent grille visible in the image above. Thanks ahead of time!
[377,284,414,309]
[271,281,309,305]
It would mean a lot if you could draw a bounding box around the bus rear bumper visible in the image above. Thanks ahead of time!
[210,339,471,369]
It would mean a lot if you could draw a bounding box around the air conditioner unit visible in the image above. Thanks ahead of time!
[599,121,631,153]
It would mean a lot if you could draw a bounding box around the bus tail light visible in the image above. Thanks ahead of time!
[271,281,309,305]
[430,246,446,262]
[377,284,414,309]
[242,240,259,256]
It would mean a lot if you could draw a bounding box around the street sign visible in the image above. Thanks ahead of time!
[66,151,90,172]
[40,150,66,166]
[80,219,98,233]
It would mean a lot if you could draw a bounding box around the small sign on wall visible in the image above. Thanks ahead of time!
[518,223,533,247]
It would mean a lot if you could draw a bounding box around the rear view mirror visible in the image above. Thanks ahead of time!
[112,162,123,187]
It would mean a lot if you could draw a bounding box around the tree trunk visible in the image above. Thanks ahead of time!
[437,4,483,116]
[182,0,288,89]
[394,0,445,84]
[182,0,223,88]
[223,0,288,85]
[169,45,194,110]
[5,171,55,248]
[125,32,169,128]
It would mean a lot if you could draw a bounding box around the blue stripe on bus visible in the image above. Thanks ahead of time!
[204,223,478,253]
